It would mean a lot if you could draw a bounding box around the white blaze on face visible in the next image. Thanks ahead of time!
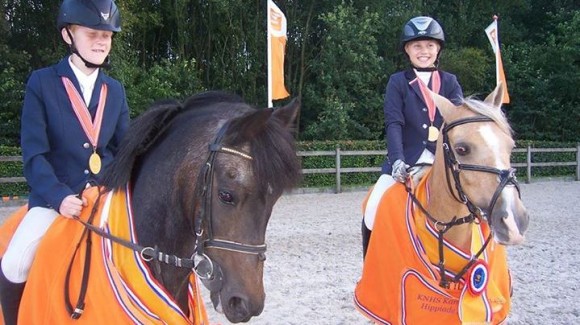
[477,125,507,170]
[478,124,523,244]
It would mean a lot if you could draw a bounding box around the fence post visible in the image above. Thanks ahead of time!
[576,143,580,181]
[335,147,341,193]
[526,145,532,183]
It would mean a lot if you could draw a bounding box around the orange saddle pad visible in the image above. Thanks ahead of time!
[0,187,208,325]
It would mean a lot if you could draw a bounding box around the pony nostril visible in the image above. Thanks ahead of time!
[517,210,530,234]
[258,252,266,261]
[228,296,251,321]
[229,296,243,308]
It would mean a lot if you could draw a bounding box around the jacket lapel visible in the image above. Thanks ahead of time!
[56,56,82,92]
[89,73,106,112]
[406,69,429,107]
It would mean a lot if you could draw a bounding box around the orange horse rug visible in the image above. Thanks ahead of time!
[354,173,512,325]
[0,186,208,324]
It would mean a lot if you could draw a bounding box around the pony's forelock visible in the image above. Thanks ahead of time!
[462,96,513,136]
[251,118,302,193]
[223,110,301,194]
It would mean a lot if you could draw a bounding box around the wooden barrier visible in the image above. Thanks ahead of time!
[1,144,579,194]
[296,145,580,192]
[0,156,25,184]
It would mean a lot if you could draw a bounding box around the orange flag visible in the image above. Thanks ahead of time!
[267,0,290,105]
[485,16,510,104]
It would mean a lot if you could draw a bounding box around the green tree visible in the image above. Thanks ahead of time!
[119,58,204,117]
[1,1,33,146]
[506,9,580,142]
[303,1,385,140]
[440,47,490,97]
[0,0,578,145]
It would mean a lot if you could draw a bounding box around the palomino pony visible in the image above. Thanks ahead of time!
[0,91,302,324]
[355,83,529,324]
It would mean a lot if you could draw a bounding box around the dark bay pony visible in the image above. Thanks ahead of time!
[101,91,302,322]
[355,84,529,324]
[3,91,302,324]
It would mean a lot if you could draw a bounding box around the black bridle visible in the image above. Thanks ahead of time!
[191,121,267,291]
[442,116,521,221]
[407,115,521,289]
[65,121,267,318]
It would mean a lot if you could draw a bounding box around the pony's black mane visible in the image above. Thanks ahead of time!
[101,90,301,194]
[183,90,245,108]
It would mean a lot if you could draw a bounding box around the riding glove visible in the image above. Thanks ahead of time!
[392,159,410,183]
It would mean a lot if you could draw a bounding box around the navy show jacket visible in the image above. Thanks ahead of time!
[382,69,463,174]
[20,57,129,210]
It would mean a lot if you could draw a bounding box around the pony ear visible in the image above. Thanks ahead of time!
[226,98,299,144]
[431,91,458,121]
[224,105,272,145]
[272,97,300,128]
[484,82,504,109]
[228,108,272,142]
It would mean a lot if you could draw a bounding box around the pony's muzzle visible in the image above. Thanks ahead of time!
[492,188,529,245]
[223,292,264,323]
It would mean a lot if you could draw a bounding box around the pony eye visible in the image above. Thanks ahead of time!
[218,190,234,204]
[454,144,470,156]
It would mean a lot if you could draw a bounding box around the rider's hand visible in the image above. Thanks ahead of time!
[59,194,87,219]
[392,159,410,183]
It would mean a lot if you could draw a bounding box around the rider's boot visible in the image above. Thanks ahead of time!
[0,260,25,325]
[361,220,372,259]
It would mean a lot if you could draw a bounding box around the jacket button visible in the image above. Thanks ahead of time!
[422,107,427,112]
[84,169,89,175]
[83,143,90,149]
[422,141,427,145]
[422,124,428,129]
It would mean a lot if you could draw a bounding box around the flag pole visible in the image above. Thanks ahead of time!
[493,15,501,92]
[485,14,510,104]
[267,0,273,108]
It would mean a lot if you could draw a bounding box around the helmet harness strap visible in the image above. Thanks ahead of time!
[65,27,111,70]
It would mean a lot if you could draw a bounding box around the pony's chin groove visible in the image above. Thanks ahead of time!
[508,235,525,245]
[504,232,525,245]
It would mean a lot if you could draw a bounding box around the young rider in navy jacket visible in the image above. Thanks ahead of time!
[0,1,129,323]
[362,16,464,257]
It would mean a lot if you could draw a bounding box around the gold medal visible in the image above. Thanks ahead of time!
[89,152,102,174]
[428,125,439,142]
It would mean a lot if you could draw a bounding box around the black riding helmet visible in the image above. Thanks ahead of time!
[400,16,445,70]
[57,0,121,68]
[57,0,121,32]
[401,16,444,48]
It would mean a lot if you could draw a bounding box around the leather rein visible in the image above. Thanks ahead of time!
[64,121,266,318]
[406,115,520,289]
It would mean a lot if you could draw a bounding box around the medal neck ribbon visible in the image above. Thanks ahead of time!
[62,76,107,149]
[415,70,441,126]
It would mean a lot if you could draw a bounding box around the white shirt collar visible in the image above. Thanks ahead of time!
[414,70,432,86]
[68,56,99,105]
